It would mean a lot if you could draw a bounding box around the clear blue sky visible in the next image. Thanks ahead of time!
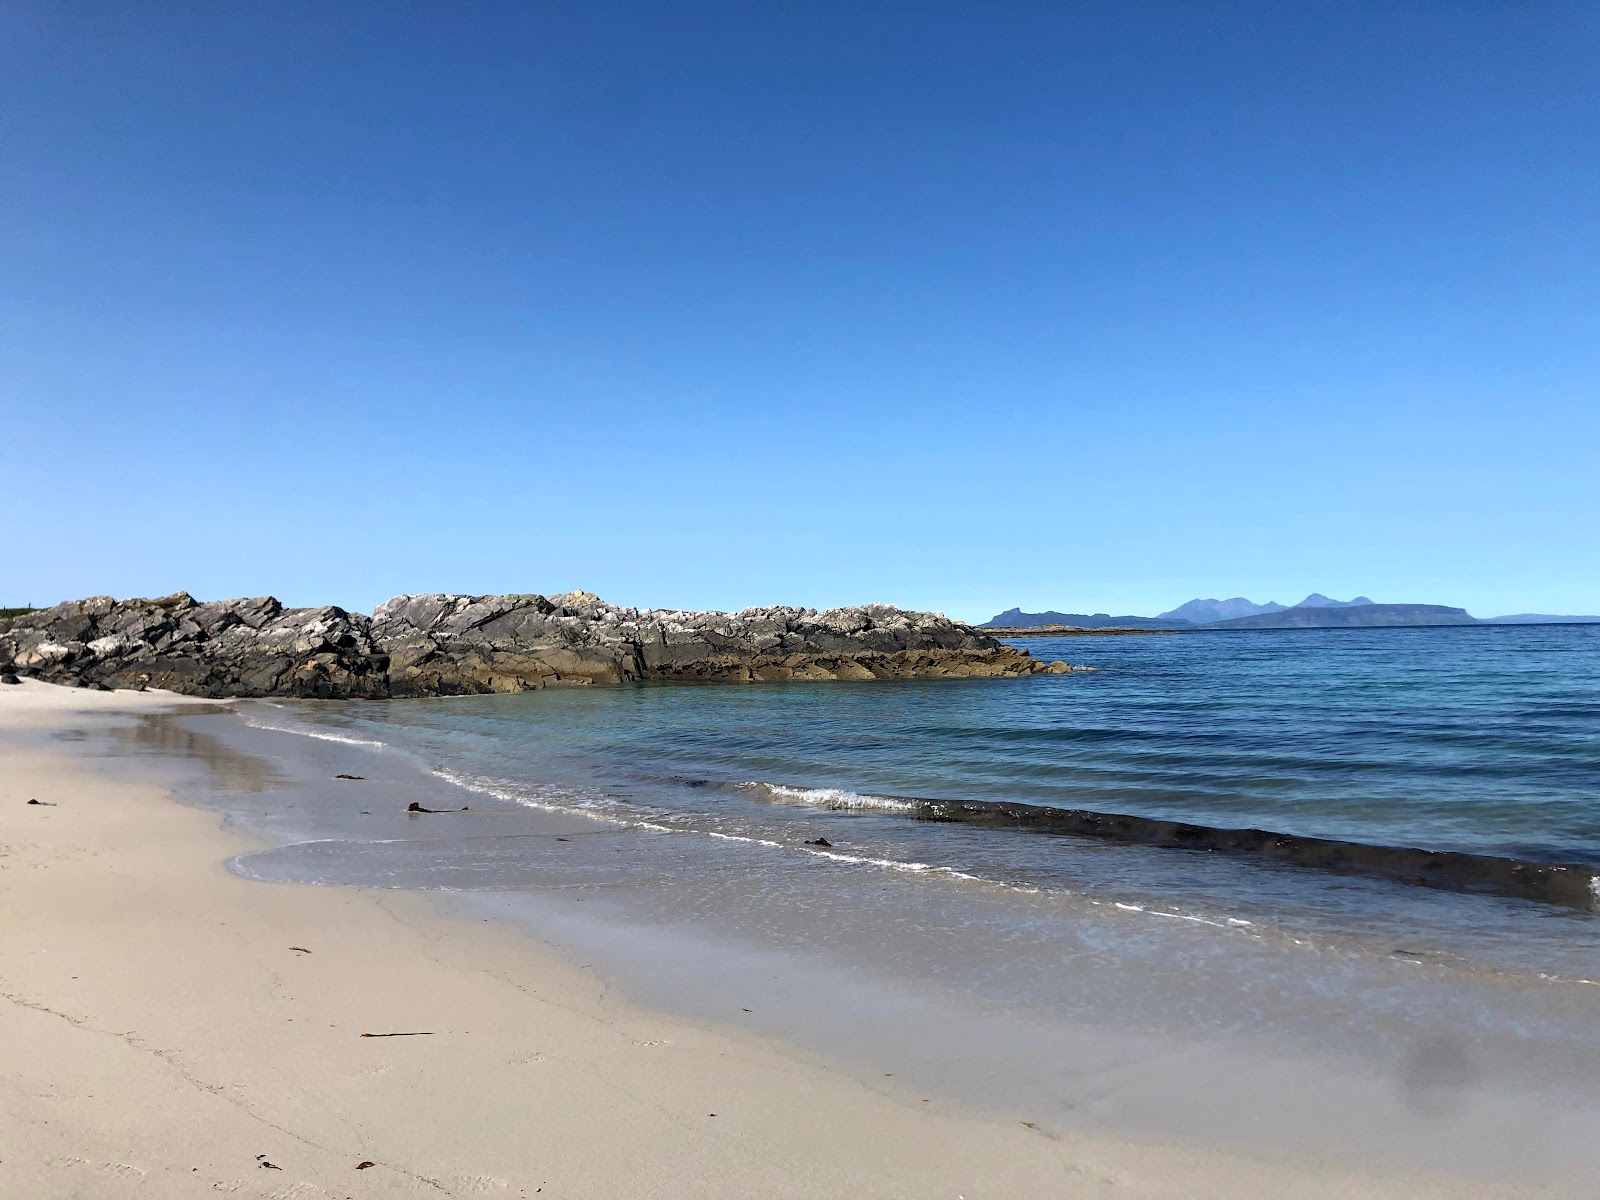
[4,2,1596,621]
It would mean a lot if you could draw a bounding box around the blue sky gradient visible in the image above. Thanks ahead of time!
[3,2,1596,621]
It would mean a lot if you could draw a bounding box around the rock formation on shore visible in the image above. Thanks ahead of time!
[0,592,1077,698]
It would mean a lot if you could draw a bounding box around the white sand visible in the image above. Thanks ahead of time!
[0,679,1530,1198]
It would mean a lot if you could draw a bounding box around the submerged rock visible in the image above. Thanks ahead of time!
[0,591,1078,698]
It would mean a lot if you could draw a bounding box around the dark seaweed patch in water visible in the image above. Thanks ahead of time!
[729,781,1598,909]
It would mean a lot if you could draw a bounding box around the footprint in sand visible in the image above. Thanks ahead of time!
[46,1157,146,1179]
[267,1184,336,1200]
[453,1174,510,1192]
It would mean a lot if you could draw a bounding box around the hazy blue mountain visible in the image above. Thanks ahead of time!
[1483,614,1600,624]
[1291,593,1375,608]
[1158,597,1286,623]
[987,597,1597,633]
[1204,604,1476,629]
[980,608,1191,630]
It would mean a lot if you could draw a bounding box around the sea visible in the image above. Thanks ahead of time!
[138,622,1600,1183]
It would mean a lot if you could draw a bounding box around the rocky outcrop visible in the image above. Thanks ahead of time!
[0,591,1078,698]
[0,593,390,698]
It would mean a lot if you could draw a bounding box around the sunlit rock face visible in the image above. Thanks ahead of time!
[1,592,1076,697]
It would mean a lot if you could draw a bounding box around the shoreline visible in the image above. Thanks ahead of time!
[0,680,1569,1197]
[979,625,1179,636]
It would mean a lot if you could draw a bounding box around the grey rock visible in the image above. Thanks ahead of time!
[0,592,389,698]
[370,592,1069,693]
[0,591,1074,698]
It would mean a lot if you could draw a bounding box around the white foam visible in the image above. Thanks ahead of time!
[1114,900,1258,932]
[432,771,985,882]
[430,768,624,826]
[745,782,918,813]
[239,712,387,748]
[707,828,983,880]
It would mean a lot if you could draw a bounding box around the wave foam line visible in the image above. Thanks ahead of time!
[433,770,986,882]
[262,765,1274,940]
[739,782,919,813]
[238,711,388,748]
[1114,901,1257,930]
[429,768,628,824]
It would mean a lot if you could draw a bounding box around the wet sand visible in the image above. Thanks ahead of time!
[0,679,1553,1198]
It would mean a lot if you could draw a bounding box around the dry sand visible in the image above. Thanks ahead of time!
[0,679,1532,1198]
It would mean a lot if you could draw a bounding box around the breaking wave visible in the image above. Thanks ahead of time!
[736,782,919,813]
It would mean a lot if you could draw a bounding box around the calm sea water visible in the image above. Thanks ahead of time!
[167,622,1600,1177]
[232,623,1600,976]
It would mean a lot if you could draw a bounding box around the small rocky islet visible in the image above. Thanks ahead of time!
[0,591,1082,698]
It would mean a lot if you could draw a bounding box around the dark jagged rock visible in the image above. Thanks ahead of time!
[371,591,1071,693]
[0,672,19,685]
[0,592,390,698]
[0,591,1077,698]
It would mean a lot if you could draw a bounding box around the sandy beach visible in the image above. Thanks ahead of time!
[0,679,1549,1198]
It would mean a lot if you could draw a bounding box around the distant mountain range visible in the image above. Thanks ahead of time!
[982,608,1185,631]
[982,595,1599,631]
[1155,593,1375,623]
[1158,597,1282,623]
[1205,603,1475,629]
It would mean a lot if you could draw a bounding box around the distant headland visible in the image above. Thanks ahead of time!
[982,594,1599,633]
